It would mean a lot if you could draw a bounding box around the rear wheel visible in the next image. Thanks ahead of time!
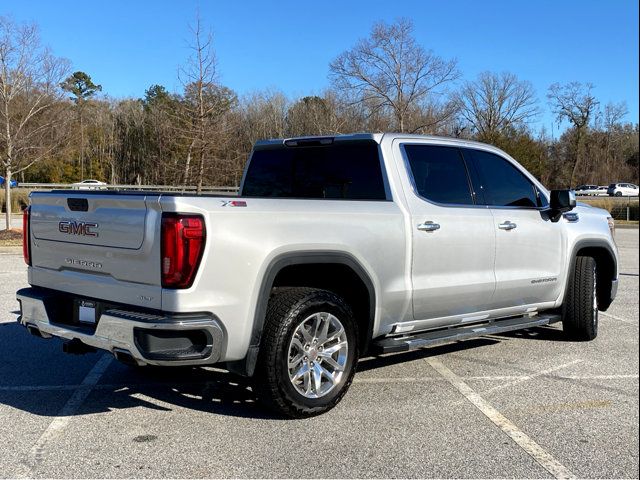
[562,256,598,341]
[615,191,622,197]
[254,287,358,418]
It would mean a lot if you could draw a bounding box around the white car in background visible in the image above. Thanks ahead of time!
[607,183,639,197]
[574,184,599,196]
[593,186,610,196]
[72,179,108,190]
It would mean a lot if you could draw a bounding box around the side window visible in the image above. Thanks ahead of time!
[404,145,474,205]
[465,149,541,208]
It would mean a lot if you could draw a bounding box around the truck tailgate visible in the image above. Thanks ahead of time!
[28,192,163,310]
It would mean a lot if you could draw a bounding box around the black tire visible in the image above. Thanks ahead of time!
[253,287,358,418]
[615,191,622,197]
[562,256,599,341]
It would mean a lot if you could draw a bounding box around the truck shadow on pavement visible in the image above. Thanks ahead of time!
[494,325,570,342]
[0,321,562,420]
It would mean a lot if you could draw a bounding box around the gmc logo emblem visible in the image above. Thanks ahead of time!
[59,221,99,237]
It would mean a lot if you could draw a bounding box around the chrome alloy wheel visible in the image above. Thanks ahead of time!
[287,312,348,399]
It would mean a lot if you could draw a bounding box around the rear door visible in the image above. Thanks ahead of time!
[397,142,496,326]
[28,192,163,309]
[463,148,565,310]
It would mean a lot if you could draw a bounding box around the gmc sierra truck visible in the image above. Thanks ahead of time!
[17,133,618,417]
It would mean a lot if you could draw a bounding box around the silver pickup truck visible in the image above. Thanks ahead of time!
[17,133,618,417]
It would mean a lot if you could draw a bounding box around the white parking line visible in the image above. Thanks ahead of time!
[601,312,638,325]
[17,354,113,477]
[353,375,530,384]
[560,374,639,380]
[427,357,576,480]
[481,360,583,395]
[354,376,443,383]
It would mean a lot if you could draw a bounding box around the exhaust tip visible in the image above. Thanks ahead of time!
[26,324,44,338]
[113,348,140,366]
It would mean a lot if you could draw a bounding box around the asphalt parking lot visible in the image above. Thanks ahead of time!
[0,229,638,479]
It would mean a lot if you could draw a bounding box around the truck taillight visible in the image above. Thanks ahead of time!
[161,214,206,289]
[23,207,31,266]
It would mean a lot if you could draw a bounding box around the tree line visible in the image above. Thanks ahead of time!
[1,16,638,227]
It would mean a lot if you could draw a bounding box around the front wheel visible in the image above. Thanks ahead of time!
[254,287,358,418]
[562,256,598,341]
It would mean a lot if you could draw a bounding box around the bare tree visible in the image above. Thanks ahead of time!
[178,16,235,193]
[454,71,539,142]
[0,17,70,229]
[548,82,598,130]
[240,89,289,142]
[602,101,628,132]
[598,102,628,177]
[547,82,599,185]
[329,18,459,133]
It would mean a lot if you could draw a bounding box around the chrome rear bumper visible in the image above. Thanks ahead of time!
[16,287,225,367]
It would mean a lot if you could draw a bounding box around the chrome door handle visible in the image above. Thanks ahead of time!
[498,221,517,230]
[417,221,440,232]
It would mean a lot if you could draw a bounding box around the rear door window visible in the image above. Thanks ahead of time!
[464,149,542,208]
[403,144,474,205]
[242,140,387,200]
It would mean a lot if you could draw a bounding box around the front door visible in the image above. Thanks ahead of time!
[464,148,565,309]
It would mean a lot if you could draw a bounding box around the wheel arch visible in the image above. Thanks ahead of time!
[229,251,376,377]
[568,239,618,311]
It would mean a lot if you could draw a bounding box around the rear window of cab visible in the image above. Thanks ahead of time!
[242,140,387,200]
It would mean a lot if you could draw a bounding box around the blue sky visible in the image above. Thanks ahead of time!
[5,0,639,134]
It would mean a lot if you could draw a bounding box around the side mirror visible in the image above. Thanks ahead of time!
[548,189,576,222]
